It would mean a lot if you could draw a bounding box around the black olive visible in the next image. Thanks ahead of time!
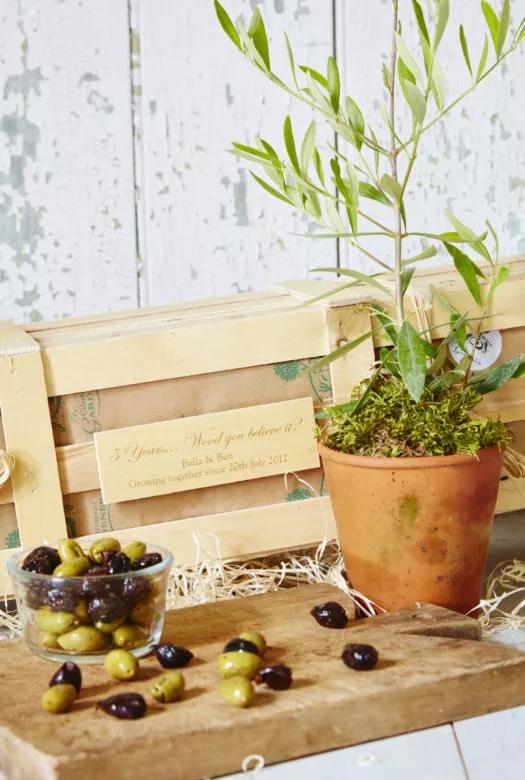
[311,601,348,628]
[106,552,131,574]
[87,593,128,623]
[46,586,79,613]
[98,693,147,719]
[122,576,151,606]
[155,643,193,669]
[131,552,162,570]
[50,661,82,693]
[81,568,123,600]
[255,664,292,690]
[25,580,49,610]
[22,546,60,575]
[223,637,260,655]
[342,643,378,671]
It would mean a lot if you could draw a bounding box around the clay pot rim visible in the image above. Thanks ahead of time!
[318,442,504,470]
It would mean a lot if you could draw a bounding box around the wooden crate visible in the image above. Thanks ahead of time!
[1,258,524,593]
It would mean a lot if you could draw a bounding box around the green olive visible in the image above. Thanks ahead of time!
[130,600,159,627]
[239,632,267,656]
[89,537,121,564]
[53,557,91,577]
[36,606,78,635]
[95,616,127,634]
[39,631,59,649]
[217,651,262,680]
[103,649,138,680]
[56,626,107,653]
[220,676,254,708]
[57,538,85,563]
[41,683,77,714]
[150,672,185,703]
[112,624,147,649]
[74,598,90,623]
[122,541,146,564]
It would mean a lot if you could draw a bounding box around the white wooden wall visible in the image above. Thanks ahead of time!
[1,0,524,322]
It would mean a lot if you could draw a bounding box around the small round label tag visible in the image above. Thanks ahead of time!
[449,330,502,372]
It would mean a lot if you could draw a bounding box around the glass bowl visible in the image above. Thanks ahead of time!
[8,541,173,663]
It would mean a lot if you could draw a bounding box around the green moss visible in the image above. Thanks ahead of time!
[321,377,509,458]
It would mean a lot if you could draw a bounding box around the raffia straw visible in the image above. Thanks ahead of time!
[475,559,525,636]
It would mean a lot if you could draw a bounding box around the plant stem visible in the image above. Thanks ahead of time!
[390,0,403,325]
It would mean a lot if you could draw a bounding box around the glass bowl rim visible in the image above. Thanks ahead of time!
[7,540,173,583]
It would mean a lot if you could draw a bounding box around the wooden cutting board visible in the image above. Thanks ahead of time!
[1,583,525,780]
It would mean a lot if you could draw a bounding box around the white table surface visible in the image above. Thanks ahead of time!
[226,628,525,780]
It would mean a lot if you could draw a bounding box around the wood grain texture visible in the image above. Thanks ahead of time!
[335,0,525,274]
[0,0,137,323]
[1,584,525,780]
[133,0,336,306]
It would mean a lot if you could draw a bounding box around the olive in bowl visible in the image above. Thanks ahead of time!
[8,539,173,664]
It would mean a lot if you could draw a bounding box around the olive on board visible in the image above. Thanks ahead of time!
[50,661,82,693]
[112,624,147,649]
[98,693,147,719]
[155,643,193,669]
[57,538,85,563]
[310,601,348,629]
[122,541,147,565]
[217,651,262,680]
[255,664,292,690]
[22,546,60,575]
[150,672,185,703]
[35,606,78,635]
[220,676,254,708]
[223,638,259,656]
[104,649,139,680]
[238,632,267,656]
[342,643,378,671]
[89,537,121,565]
[57,625,108,653]
[41,684,77,714]
[52,558,91,578]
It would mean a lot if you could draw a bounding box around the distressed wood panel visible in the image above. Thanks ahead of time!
[134,0,336,306]
[336,0,525,273]
[454,706,525,780]
[0,0,137,323]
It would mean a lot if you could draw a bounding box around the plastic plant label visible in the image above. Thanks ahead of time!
[449,330,502,372]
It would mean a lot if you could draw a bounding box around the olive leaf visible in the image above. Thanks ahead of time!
[477,35,490,80]
[300,121,317,175]
[312,266,393,297]
[434,0,450,49]
[444,209,491,262]
[403,246,437,264]
[345,97,365,150]
[359,182,391,206]
[327,56,340,113]
[459,25,473,76]
[467,355,523,394]
[412,0,430,45]
[283,116,300,174]
[481,1,500,54]
[443,242,483,306]
[398,321,428,402]
[395,34,425,85]
[247,7,271,70]
[214,1,241,50]
[497,0,510,56]
[401,80,427,123]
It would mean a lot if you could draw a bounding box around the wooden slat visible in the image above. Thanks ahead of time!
[0,497,336,595]
[453,706,525,780]
[324,306,375,404]
[0,323,66,548]
[227,725,468,780]
[40,307,327,396]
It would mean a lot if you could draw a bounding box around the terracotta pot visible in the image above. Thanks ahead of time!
[319,443,504,614]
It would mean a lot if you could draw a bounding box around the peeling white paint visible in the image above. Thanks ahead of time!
[0,0,524,320]
[0,0,137,322]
